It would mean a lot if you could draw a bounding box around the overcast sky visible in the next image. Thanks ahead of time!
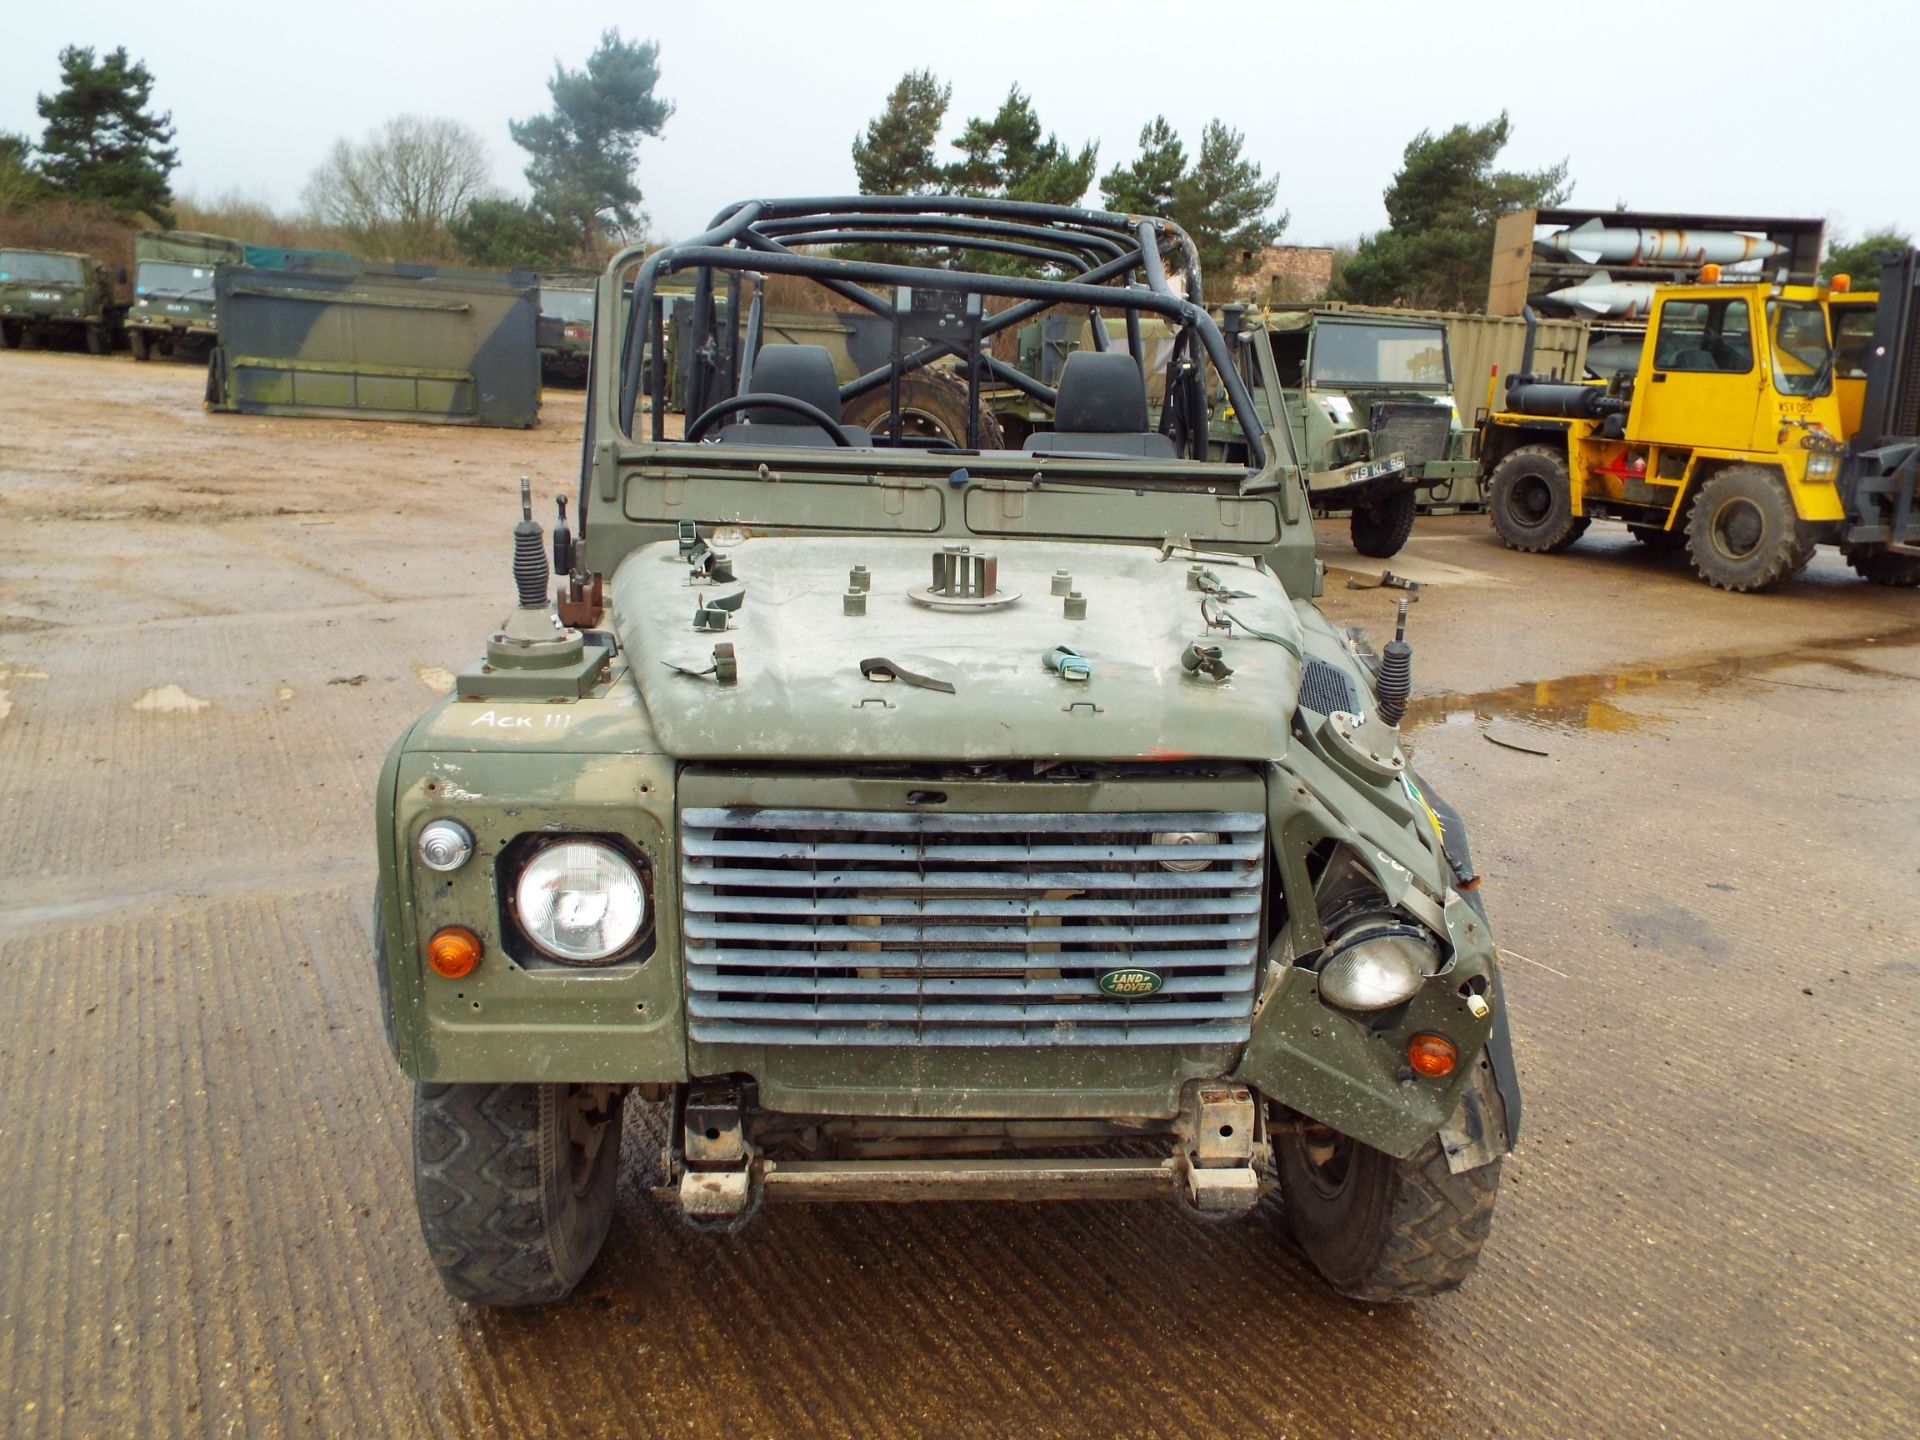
[4,0,1912,252]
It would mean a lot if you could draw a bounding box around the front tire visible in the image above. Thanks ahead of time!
[85,324,107,356]
[1685,465,1815,592]
[1350,487,1417,558]
[1844,545,1920,587]
[129,329,151,362]
[413,1081,624,1307]
[1488,445,1589,553]
[0,319,20,350]
[1277,1068,1504,1302]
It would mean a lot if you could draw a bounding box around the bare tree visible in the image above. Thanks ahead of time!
[303,115,494,256]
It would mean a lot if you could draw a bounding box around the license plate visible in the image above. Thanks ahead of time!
[28,291,59,301]
[1348,454,1407,484]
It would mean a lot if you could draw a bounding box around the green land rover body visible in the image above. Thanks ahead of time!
[373,197,1518,1308]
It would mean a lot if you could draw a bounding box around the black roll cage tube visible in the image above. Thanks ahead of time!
[611,196,1270,472]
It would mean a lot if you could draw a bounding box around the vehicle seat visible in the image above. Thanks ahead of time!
[718,344,871,447]
[1023,351,1176,459]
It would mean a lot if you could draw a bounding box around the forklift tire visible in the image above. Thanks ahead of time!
[129,329,150,362]
[1488,445,1588,553]
[1350,488,1418,558]
[1843,546,1920,586]
[1685,466,1815,593]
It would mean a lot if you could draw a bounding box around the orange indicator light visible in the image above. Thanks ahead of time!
[428,926,483,979]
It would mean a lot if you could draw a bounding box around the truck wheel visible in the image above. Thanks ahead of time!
[1276,1070,1504,1302]
[1488,445,1588,553]
[1843,546,1920,587]
[413,1081,624,1307]
[1350,488,1417,558]
[85,325,107,356]
[0,319,18,350]
[841,368,1005,449]
[129,330,150,362]
[1685,466,1815,592]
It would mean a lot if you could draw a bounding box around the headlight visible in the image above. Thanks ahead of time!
[514,840,647,963]
[1318,916,1439,1012]
[1152,830,1219,872]
[1804,452,1838,480]
[417,818,473,872]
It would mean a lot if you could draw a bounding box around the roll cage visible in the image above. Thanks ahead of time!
[607,196,1274,470]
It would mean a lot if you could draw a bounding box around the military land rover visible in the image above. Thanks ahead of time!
[374,198,1519,1308]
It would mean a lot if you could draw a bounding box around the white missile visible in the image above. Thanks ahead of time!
[1546,273,1660,319]
[1545,219,1786,267]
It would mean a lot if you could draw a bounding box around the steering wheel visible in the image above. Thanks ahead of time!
[684,393,854,447]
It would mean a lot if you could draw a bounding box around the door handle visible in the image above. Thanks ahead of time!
[1652,373,1667,383]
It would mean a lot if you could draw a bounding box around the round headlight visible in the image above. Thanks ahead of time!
[1152,830,1219,872]
[514,840,647,964]
[418,818,473,872]
[1318,918,1438,1012]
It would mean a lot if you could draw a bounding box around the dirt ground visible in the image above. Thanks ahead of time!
[1,349,1917,1439]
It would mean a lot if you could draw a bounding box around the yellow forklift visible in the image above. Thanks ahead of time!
[1478,259,1919,591]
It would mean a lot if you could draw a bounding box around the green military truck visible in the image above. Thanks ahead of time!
[373,196,1519,1309]
[0,247,125,354]
[127,230,245,361]
[537,270,597,385]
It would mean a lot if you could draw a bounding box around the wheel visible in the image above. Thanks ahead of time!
[1488,445,1588,553]
[1350,487,1418,558]
[1628,524,1685,550]
[85,324,107,356]
[129,329,150,362]
[1276,1065,1505,1302]
[1843,545,1920,586]
[1685,465,1815,592]
[413,1081,624,1306]
[0,319,18,350]
[841,367,1005,449]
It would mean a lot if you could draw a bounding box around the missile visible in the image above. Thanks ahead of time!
[1545,273,1660,319]
[1545,219,1785,267]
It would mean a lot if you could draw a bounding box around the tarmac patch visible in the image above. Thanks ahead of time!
[133,683,210,714]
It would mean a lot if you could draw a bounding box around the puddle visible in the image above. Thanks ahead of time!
[1406,625,1920,738]
[133,683,210,714]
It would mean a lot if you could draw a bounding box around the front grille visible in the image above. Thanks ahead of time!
[1371,402,1452,467]
[681,808,1266,1047]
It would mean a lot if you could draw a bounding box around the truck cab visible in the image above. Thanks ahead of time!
[127,230,245,362]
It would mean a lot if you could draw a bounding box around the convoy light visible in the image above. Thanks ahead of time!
[418,818,474,872]
[1152,830,1219,872]
[427,926,483,979]
[1318,916,1438,1011]
[1407,1032,1458,1078]
[514,840,647,963]
[1700,263,1721,284]
[1831,273,1851,293]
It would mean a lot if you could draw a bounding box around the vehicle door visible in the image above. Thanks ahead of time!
[1627,294,1761,452]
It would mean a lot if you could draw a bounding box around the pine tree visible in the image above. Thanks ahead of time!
[943,87,1096,207]
[34,46,178,225]
[1100,117,1187,217]
[852,70,950,195]
[1101,118,1285,295]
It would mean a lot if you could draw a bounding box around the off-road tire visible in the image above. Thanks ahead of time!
[1350,487,1418,558]
[1488,445,1588,553]
[1843,545,1920,587]
[841,367,1005,449]
[129,329,150,362]
[1628,524,1685,551]
[0,319,20,350]
[413,1081,624,1307]
[85,324,107,356]
[1277,1064,1504,1302]
[1685,465,1816,592]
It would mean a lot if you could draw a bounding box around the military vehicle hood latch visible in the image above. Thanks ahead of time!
[1043,646,1092,681]
[860,657,956,694]
[665,643,738,686]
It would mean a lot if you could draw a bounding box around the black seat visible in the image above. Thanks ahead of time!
[718,344,871,447]
[1023,351,1176,459]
